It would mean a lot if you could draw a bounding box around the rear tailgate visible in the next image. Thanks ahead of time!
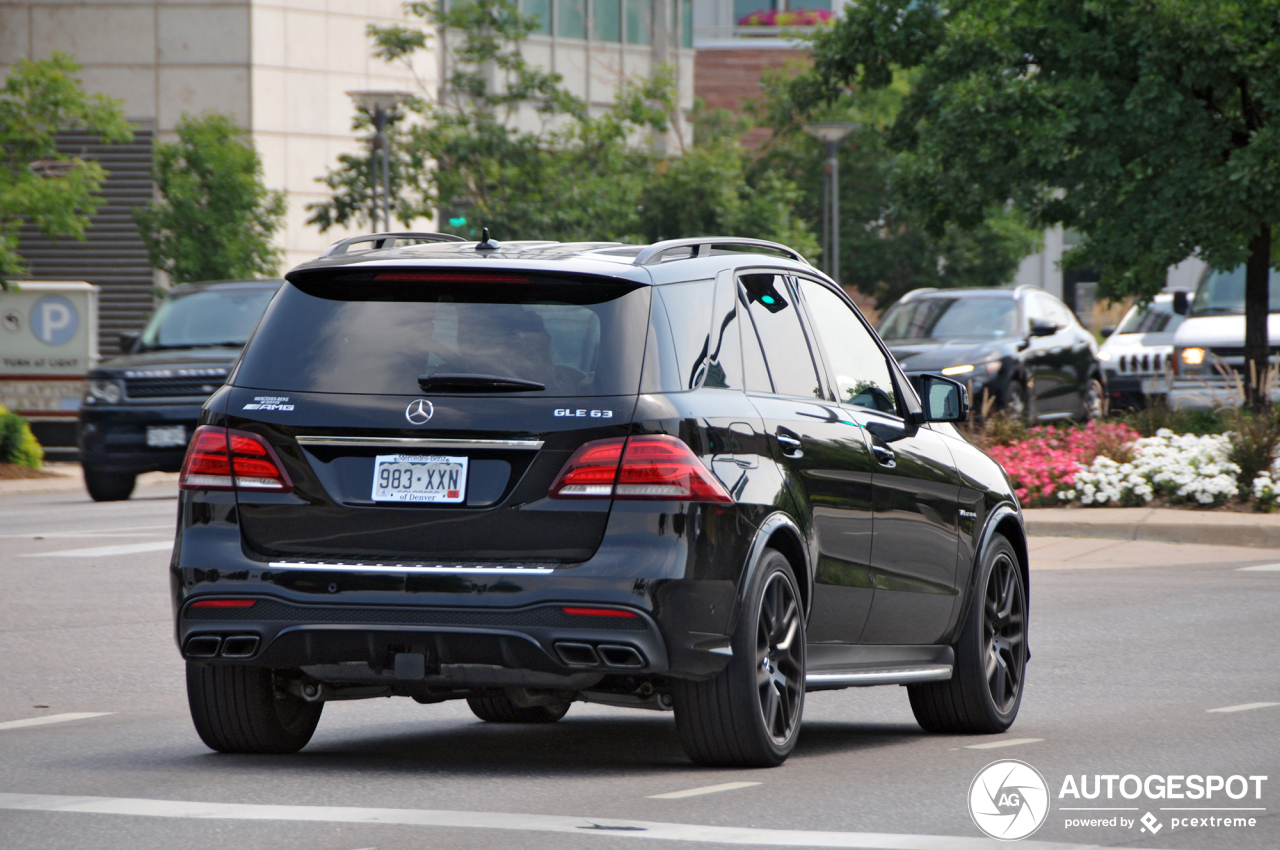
[225,270,650,563]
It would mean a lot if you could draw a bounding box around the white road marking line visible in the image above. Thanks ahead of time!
[23,541,172,558]
[1238,564,1280,571]
[647,782,762,800]
[0,524,172,539]
[0,792,1109,849]
[962,738,1043,750]
[0,713,113,732]
[1206,702,1280,713]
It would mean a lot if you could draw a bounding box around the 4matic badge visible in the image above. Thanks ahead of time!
[969,760,1050,840]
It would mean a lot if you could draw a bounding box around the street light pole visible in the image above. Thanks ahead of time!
[803,122,860,283]
[346,90,414,232]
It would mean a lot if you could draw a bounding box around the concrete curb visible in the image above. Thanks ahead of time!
[0,466,179,496]
[1024,507,1280,549]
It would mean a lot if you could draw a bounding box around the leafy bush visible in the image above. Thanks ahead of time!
[1226,409,1280,498]
[0,406,44,468]
[1119,402,1226,438]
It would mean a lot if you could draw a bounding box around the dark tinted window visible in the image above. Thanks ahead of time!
[797,279,897,414]
[704,276,742,389]
[656,280,715,390]
[879,295,1019,341]
[1191,265,1280,316]
[236,276,650,397]
[141,285,277,349]
[740,274,822,398]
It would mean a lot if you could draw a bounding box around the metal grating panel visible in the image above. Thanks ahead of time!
[15,130,156,356]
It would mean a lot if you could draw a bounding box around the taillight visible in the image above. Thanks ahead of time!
[548,435,732,503]
[180,425,293,493]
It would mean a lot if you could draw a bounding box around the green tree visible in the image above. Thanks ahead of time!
[310,0,815,251]
[0,51,133,286]
[811,0,1280,406]
[748,62,1039,307]
[134,112,286,283]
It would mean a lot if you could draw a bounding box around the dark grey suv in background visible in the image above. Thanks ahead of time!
[172,234,1029,767]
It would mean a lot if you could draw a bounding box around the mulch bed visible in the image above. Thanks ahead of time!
[0,463,63,480]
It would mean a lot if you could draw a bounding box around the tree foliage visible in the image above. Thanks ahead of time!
[309,0,816,254]
[810,0,1280,403]
[0,52,133,285]
[134,112,286,283]
[749,63,1040,307]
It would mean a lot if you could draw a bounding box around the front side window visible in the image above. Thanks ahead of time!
[797,279,897,414]
[739,274,822,399]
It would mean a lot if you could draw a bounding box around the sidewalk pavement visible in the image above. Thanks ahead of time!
[0,464,178,496]
[1024,506,1280,549]
[1027,535,1280,570]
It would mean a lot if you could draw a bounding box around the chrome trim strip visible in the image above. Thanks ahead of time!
[804,665,953,687]
[267,561,555,575]
[296,436,544,450]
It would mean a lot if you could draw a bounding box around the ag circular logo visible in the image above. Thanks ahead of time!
[405,398,434,425]
[31,296,78,345]
[969,759,1050,841]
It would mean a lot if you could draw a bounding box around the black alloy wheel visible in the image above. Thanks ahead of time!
[907,533,1026,734]
[756,569,804,744]
[672,548,806,767]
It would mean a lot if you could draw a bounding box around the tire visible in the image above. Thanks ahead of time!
[467,693,569,723]
[672,548,805,767]
[908,534,1026,734]
[83,467,136,502]
[186,663,322,754]
[1002,379,1030,424]
[1082,376,1107,421]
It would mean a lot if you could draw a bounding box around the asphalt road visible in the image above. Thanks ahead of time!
[1,481,1277,850]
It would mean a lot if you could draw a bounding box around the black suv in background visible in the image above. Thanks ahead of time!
[79,279,282,501]
[173,234,1029,767]
[878,286,1105,422]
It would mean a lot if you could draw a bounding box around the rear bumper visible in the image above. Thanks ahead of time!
[79,403,201,473]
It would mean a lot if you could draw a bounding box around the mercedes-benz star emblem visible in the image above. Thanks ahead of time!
[405,399,434,425]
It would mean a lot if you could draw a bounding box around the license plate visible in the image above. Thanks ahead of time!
[372,454,468,503]
[146,425,187,447]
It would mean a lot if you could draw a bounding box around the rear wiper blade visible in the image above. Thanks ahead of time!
[417,373,546,393]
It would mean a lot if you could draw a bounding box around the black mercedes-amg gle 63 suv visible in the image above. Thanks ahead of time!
[173,232,1030,767]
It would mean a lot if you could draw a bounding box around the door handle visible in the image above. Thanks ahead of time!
[871,443,896,468]
[776,431,803,459]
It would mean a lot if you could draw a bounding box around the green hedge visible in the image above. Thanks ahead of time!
[0,406,44,468]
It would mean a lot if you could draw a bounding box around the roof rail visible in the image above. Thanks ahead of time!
[319,231,465,258]
[632,237,811,267]
[899,287,939,302]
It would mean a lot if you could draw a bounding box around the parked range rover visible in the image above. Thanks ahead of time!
[1097,292,1185,410]
[79,279,283,501]
[878,286,1106,422]
[173,233,1030,767]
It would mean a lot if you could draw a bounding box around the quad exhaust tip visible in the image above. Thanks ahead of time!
[555,641,645,669]
[184,634,259,659]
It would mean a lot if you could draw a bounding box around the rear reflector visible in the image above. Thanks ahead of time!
[190,599,257,608]
[548,435,732,502]
[180,426,293,493]
[562,607,638,618]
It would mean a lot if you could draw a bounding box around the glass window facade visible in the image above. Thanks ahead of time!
[557,0,586,38]
[624,0,651,44]
[680,0,692,47]
[592,0,621,40]
[523,0,552,34]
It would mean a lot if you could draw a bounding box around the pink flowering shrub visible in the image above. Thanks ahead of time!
[985,421,1140,506]
[737,8,834,26]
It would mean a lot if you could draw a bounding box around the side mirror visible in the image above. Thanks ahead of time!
[118,331,141,353]
[1029,320,1060,337]
[1099,325,1116,339]
[1172,291,1190,315]
[917,374,970,423]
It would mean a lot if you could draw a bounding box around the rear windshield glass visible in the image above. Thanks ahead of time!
[141,285,278,350]
[234,275,650,396]
[878,296,1019,341]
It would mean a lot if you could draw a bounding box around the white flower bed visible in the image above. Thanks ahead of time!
[1061,429,1240,506]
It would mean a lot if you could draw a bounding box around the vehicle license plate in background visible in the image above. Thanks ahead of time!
[372,454,468,503]
[146,425,187,447]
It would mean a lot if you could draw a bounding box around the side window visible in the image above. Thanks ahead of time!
[704,276,743,389]
[739,292,772,393]
[739,273,823,399]
[655,280,715,390]
[797,279,898,415]
[1025,293,1051,328]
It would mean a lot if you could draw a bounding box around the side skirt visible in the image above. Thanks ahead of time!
[803,643,954,691]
